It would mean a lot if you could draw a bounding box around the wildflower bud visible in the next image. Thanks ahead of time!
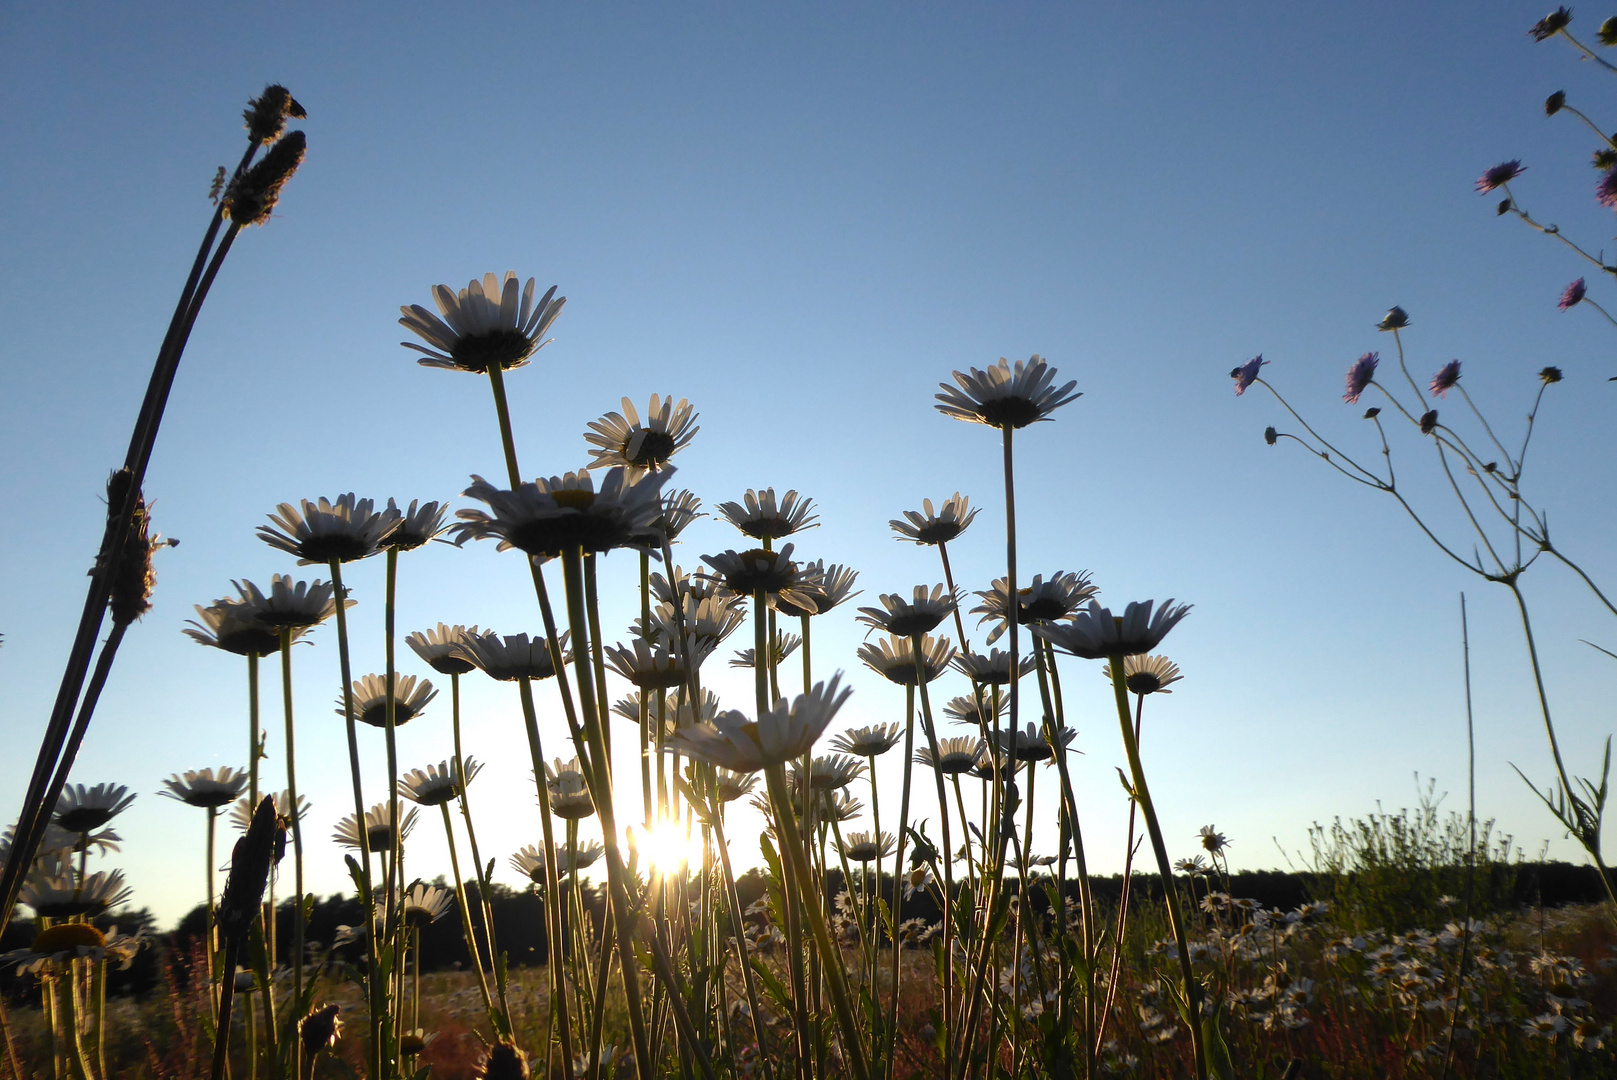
[243,84,306,145]
[1601,17,1617,45]
[1497,199,1511,216]
[300,1004,341,1056]
[1594,149,1617,170]
[1419,410,1438,435]
[1529,8,1572,43]
[1263,426,1278,446]
[1546,90,1567,116]
[1483,461,1498,473]
[1376,306,1409,331]
[223,130,306,227]
[1362,407,1381,419]
[1540,365,1564,383]
[478,1040,529,1080]
[107,473,157,627]
[217,796,281,939]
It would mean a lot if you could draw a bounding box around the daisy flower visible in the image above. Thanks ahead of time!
[646,489,704,542]
[935,355,1081,428]
[716,488,818,541]
[972,571,1098,644]
[405,623,483,676]
[184,589,287,657]
[714,769,760,803]
[915,737,984,775]
[1198,825,1229,854]
[730,630,801,669]
[890,494,979,545]
[453,467,673,557]
[339,673,437,728]
[635,595,746,656]
[828,722,903,757]
[399,272,565,374]
[398,759,481,807]
[951,648,1029,686]
[238,575,347,630]
[452,631,567,682]
[857,584,957,638]
[259,494,400,565]
[788,754,864,792]
[333,803,418,851]
[1032,599,1191,659]
[858,634,956,685]
[160,768,248,810]
[400,883,454,927]
[585,394,699,470]
[996,723,1055,763]
[545,759,596,820]
[229,790,310,832]
[605,638,699,689]
[380,499,451,551]
[1104,654,1183,695]
[943,694,1004,728]
[55,783,136,833]
[841,831,896,863]
[701,544,821,611]
[666,674,853,772]
[21,870,132,918]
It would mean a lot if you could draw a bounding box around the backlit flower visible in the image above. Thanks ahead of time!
[713,769,758,803]
[240,575,346,630]
[399,759,480,807]
[935,355,1081,428]
[857,585,957,638]
[1198,825,1229,854]
[1529,7,1571,42]
[645,490,704,543]
[1376,307,1410,331]
[730,631,801,669]
[1599,168,1617,208]
[1476,160,1525,193]
[399,273,565,374]
[339,674,437,728]
[1106,653,1183,695]
[21,871,132,918]
[400,883,454,927]
[545,758,596,820]
[1428,360,1461,398]
[858,634,955,685]
[951,648,1029,686]
[788,754,864,792]
[716,488,818,541]
[915,737,983,775]
[701,544,821,610]
[972,572,1098,645]
[229,790,309,832]
[585,395,699,470]
[259,494,400,565]
[1343,352,1378,404]
[160,768,248,810]
[405,623,482,676]
[1559,278,1587,309]
[184,587,289,657]
[453,468,673,557]
[333,803,418,851]
[1230,355,1266,396]
[996,723,1057,763]
[453,631,566,681]
[1540,366,1564,384]
[1419,409,1438,435]
[381,499,451,551]
[841,831,895,863]
[55,783,135,833]
[829,723,903,757]
[943,693,1004,729]
[1033,599,1191,659]
[890,494,979,545]
[300,1004,342,1056]
[666,674,853,772]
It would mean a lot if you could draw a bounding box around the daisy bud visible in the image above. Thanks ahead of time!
[243,84,306,145]
[223,130,306,227]
[1594,149,1617,170]
[1601,17,1617,45]
[1483,461,1498,473]
[1529,8,1571,43]
[478,1040,529,1080]
[1263,426,1278,446]
[1546,90,1567,116]
[1497,199,1512,216]
[1540,365,1564,384]
[1419,410,1438,435]
[1362,407,1381,419]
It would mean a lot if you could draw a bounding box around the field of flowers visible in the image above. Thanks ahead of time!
[5,8,1617,1080]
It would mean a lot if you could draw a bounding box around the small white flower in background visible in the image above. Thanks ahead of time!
[890,493,979,546]
[160,768,248,810]
[585,394,699,470]
[230,790,309,833]
[333,802,417,851]
[405,623,483,676]
[857,585,957,638]
[972,572,1097,645]
[1107,653,1184,696]
[339,673,437,728]
[55,783,136,833]
[858,634,956,685]
[259,494,400,565]
[398,759,480,807]
[1034,598,1191,660]
[1198,825,1229,854]
[381,499,451,551]
[829,723,903,758]
[399,272,564,374]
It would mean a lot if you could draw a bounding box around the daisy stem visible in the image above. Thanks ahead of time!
[205,809,217,1002]
[384,549,405,952]
[1107,653,1206,1080]
[484,366,524,490]
[451,673,509,1028]
[247,652,261,810]
[909,637,954,1060]
[278,627,305,1080]
[764,765,872,1080]
[936,540,970,654]
[439,803,493,1020]
[708,807,775,1080]
[584,557,613,766]
[884,684,917,1080]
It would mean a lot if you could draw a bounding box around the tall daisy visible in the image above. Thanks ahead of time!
[716,488,818,542]
[453,468,674,558]
[585,395,699,470]
[399,273,564,375]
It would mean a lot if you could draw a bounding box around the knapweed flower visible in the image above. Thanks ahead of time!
[160,768,248,810]
[730,631,801,669]
[185,587,287,657]
[841,831,895,863]
[381,499,451,551]
[585,394,699,470]
[1376,307,1410,331]
[1343,352,1378,404]
[1540,366,1564,384]
[716,488,818,540]
[1529,7,1572,42]
[333,803,418,851]
[300,1004,342,1057]
[1598,168,1617,208]
[952,648,1028,686]
[405,623,482,676]
[545,759,596,820]
[829,722,903,757]
[1264,426,1278,446]
[1106,653,1183,695]
[857,585,957,638]
[1475,160,1525,193]
[453,468,673,557]
[478,1039,530,1080]
[1429,360,1461,398]
[701,544,821,611]
[973,572,1098,645]
[788,754,864,792]
[1419,409,1438,435]
[1032,599,1191,659]
[1559,278,1587,309]
[241,575,346,630]
[399,759,480,807]
[936,355,1081,428]
[1230,355,1266,396]
[399,273,565,374]
[452,631,566,681]
[55,783,136,833]
[890,494,979,545]
[858,634,956,685]
[606,638,700,689]
[666,674,853,772]
[1546,90,1567,116]
[1198,825,1229,854]
[915,737,984,775]
[339,674,437,728]
[259,495,400,565]
[21,871,132,918]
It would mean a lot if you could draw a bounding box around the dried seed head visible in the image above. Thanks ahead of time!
[1602,17,1617,45]
[224,131,306,227]
[244,85,306,145]
[107,471,157,627]
[1263,426,1277,446]
[217,796,281,939]
[478,1040,528,1080]
[1419,410,1438,435]
[299,1004,341,1056]
[1546,90,1567,116]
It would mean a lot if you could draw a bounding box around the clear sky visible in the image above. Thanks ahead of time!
[2,1,1615,925]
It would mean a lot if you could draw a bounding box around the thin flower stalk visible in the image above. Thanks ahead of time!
[277,625,306,1070]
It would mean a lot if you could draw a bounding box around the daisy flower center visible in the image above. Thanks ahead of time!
[33,923,105,953]
[449,329,533,372]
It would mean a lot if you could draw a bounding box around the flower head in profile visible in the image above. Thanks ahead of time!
[730,630,801,669]
[585,395,699,470]
[1559,278,1587,310]
[333,803,417,851]
[915,737,983,775]
[858,634,955,685]
[1376,307,1410,331]
[1033,599,1191,660]
[339,674,437,728]
[400,883,454,927]
[229,790,309,833]
[952,648,1029,687]
[160,768,248,810]
[399,273,565,374]
[185,586,290,657]
[857,585,958,638]
[1540,366,1564,384]
[607,637,704,688]
[453,468,673,557]
[1230,355,1266,397]
[405,624,482,676]
[1105,653,1183,695]
[1428,360,1462,398]
[943,693,1005,729]
[1529,7,1572,42]
[890,494,979,545]
[399,759,480,807]
[666,673,853,772]
[1342,353,1378,404]
[995,723,1059,763]
[713,769,759,803]
[1475,160,1525,193]
[717,488,818,541]
[453,631,566,682]
[300,1004,342,1057]
[829,722,903,758]
[645,489,703,544]
[936,355,1081,429]
[1198,825,1230,854]
[381,500,451,551]
[771,560,861,618]
[701,544,821,611]
[973,572,1098,644]
[841,831,895,864]
[259,495,400,565]
[788,754,864,792]
[1419,409,1439,435]
[478,1040,530,1080]
[21,871,132,918]
[55,784,136,833]
[239,575,347,630]
[545,758,596,820]
[1598,168,1617,208]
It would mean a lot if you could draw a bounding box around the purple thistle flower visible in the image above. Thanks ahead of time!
[1559,278,1587,310]
[1342,352,1378,405]
[1429,360,1461,398]
[1597,169,1617,208]
[1231,355,1266,397]
[1477,161,1526,194]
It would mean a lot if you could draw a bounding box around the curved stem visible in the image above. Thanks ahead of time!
[278,627,305,1080]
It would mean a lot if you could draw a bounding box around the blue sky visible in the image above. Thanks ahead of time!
[2,1,1615,924]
